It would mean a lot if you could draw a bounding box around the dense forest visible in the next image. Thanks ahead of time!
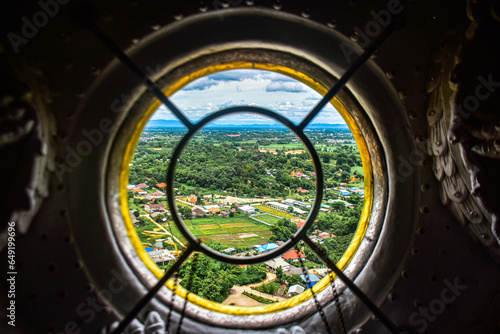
[128,128,362,199]
[177,242,268,303]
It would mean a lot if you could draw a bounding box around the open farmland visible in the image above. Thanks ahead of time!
[159,216,273,249]
[252,213,283,225]
[253,205,297,219]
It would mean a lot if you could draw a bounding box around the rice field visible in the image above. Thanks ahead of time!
[253,214,283,225]
[157,215,273,249]
[253,205,297,219]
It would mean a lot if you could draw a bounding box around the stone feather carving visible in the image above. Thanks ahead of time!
[427,0,500,260]
[0,60,52,250]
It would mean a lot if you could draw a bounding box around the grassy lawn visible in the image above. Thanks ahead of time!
[254,205,297,219]
[260,143,306,150]
[350,166,364,175]
[254,214,283,225]
[145,215,274,249]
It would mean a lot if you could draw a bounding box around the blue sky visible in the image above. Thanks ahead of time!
[150,69,346,125]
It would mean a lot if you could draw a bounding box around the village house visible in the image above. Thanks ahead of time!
[319,232,335,240]
[284,265,303,276]
[206,205,221,214]
[146,249,175,265]
[282,250,307,262]
[264,257,290,273]
[191,206,206,217]
[287,284,305,297]
[144,204,165,212]
[300,273,320,289]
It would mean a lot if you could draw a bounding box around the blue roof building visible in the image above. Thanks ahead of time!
[300,273,320,289]
[339,190,351,196]
[257,243,279,253]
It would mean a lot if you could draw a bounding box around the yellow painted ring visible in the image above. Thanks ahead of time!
[119,62,373,315]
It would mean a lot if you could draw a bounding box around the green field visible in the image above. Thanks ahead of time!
[254,214,283,225]
[254,205,297,219]
[159,216,273,249]
[350,166,364,175]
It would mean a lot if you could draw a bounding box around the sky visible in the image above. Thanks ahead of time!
[149,69,346,125]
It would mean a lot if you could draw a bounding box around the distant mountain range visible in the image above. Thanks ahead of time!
[145,119,349,129]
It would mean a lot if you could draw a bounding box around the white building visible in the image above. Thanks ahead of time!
[147,249,176,265]
[239,205,256,214]
[288,284,305,296]
[266,201,290,211]
[293,207,307,215]
[264,257,290,273]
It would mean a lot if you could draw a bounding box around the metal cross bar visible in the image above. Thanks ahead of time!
[112,244,195,334]
[303,236,401,334]
[76,8,194,130]
[298,15,399,131]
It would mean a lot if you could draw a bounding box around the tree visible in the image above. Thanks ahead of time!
[286,274,303,286]
[276,266,285,283]
[270,219,298,242]
[350,193,363,205]
[133,210,140,218]
[179,206,192,219]
[332,202,346,212]
[154,213,165,223]
[137,216,149,227]
[196,196,203,205]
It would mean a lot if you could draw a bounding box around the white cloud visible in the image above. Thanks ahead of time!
[150,69,346,125]
[265,82,307,93]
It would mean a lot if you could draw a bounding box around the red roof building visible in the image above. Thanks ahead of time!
[137,183,148,188]
[132,188,142,193]
[319,232,335,240]
[156,183,167,188]
[191,206,206,217]
[145,204,165,212]
[296,221,305,228]
[283,250,307,261]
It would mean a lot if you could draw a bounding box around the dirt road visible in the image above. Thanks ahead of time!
[221,272,289,306]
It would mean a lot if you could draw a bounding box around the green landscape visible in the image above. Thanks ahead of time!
[127,124,366,305]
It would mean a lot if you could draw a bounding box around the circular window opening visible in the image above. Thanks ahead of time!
[121,67,373,314]
[172,112,319,258]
